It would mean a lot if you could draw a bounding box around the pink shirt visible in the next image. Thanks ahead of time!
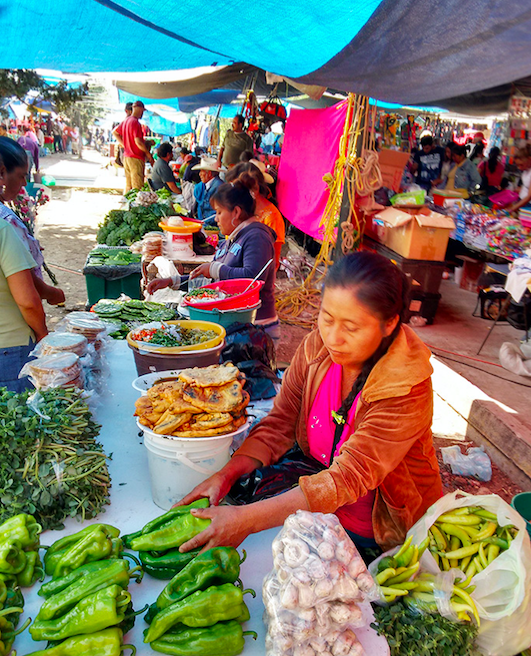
[306,362,375,538]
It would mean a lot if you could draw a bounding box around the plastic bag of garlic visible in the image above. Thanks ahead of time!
[263,510,379,656]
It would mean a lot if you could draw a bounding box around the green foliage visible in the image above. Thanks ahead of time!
[371,601,479,656]
[96,203,174,246]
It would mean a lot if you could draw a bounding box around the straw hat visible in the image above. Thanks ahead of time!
[250,159,274,184]
[192,157,221,173]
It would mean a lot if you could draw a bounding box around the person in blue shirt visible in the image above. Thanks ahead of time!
[192,157,223,223]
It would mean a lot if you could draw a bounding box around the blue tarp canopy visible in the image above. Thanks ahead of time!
[2,0,531,111]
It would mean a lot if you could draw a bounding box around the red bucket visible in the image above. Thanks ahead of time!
[183,279,264,310]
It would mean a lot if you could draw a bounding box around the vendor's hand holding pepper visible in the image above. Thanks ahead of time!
[177,472,233,508]
[179,505,253,554]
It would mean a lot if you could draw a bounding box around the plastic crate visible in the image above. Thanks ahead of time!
[85,271,142,306]
[403,290,441,325]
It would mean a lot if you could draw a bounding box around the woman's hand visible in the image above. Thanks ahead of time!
[189,263,212,280]
[147,277,172,295]
[180,505,253,553]
[175,471,233,507]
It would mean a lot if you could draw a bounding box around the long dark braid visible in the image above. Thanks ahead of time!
[324,252,410,458]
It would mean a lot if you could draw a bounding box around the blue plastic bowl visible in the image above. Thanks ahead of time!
[188,303,260,328]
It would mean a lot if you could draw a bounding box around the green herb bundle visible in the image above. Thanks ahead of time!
[372,601,479,656]
[0,387,111,530]
[96,203,175,247]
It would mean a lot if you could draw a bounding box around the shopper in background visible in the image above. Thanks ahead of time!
[445,145,482,198]
[478,147,505,196]
[411,135,445,191]
[217,115,253,169]
[507,144,531,213]
[180,147,202,212]
[113,101,154,193]
[52,121,63,153]
[17,127,39,181]
[433,141,456,188]
[149,142,180,194]
[0,140,49,391]
[226,161,285,269]
[469,142,485,166]
[192,158,222,221]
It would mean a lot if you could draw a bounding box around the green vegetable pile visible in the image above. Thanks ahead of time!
[97,204,175,247]
[86,248,141,267]
[25,524,143,656]
[0,514,43,589]
[122,500,256,655]
[125,183,172,203]
[372,601,479,656]
[0,572,28,656]
[135,326,218,348]
[92,300,177,339]
[0,387,111,530]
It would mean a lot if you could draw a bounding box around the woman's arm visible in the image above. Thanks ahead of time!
[213,231,274,281]
[31,272,65,305]
[7,269,48,341]
[508,189,531,213]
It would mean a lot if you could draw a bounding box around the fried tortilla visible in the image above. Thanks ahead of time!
[147,380,184,402]
[179,363,240,388]
[192,412,233,430]
[154,411,193,434]
[182,380,243,412]
[134,396,153,416]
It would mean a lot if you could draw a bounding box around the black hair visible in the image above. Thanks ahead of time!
[323,251,409,429]
[180,147,190,156]
[420,135,433,147]
[157,142,173,158]
[125,102,133,111]
[469,143,484,161]
[487,147,500,174]
[0,137,27,172]
[194,147,203,157]
[226,161,269,198]
[239,150,254,162]
[452,144,467,158]
[210,181,256,219]
[234,114,244,127]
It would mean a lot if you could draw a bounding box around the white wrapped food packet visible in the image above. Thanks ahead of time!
[271,510,377,605]
[263,510,374,656]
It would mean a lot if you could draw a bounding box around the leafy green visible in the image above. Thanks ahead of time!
[371,601,479,656]
[0,387,111,530]
[96,203,175,246]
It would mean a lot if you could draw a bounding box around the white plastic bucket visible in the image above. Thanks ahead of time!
[165,231,195,259]
[143,430,232,509]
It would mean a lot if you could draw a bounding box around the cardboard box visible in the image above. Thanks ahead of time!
[374,207,455,261]
[378,149,411,192]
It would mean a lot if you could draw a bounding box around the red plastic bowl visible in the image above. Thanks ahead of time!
[183,279,264,310]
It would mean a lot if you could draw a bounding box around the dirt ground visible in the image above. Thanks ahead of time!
[34,189,522,502]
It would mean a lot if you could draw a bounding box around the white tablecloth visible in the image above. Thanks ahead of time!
[16,341,388,656]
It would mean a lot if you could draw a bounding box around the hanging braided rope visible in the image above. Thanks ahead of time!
[276,94,383,327]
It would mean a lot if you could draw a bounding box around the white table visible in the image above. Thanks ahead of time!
[16,342,389,656]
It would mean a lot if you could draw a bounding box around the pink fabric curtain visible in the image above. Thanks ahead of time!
[276,100,348,239]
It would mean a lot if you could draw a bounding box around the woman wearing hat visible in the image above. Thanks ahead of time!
[192,157,223,222]
[226,161,285,269]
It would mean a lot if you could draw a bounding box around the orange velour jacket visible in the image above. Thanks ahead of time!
[234,325,442,550]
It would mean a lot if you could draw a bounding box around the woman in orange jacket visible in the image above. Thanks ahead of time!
[178,251,442,553]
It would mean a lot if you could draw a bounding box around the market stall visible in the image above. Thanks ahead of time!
[9,340,390,656]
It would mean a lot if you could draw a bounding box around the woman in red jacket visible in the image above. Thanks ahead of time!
[178,252,442,553]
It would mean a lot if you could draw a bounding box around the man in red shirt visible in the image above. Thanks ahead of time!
[113,101,154,192]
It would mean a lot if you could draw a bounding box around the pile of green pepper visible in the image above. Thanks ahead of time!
[26,523,145,655]
[0,580,29,656]
[0,513,43,588]
[123,499,211,580]
[143,547,256,656]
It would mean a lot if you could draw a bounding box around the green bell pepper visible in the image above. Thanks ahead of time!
[0,541,26,575]
[156,547,243,610]
[0,514,42,551]
[145,583,254,643]
[37,559,143,621]
[130,513,210,553]
[122,499,209,548]
[150,621,257,656]
[0,606,31,656]
[29,584,131,641]
[0,579,7,606]
[44,524,122,578]
[16,550,44,587]
[24,627,136,656]
[139,547,200,580]
[145,597,250,627]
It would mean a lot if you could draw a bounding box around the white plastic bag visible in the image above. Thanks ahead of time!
[407,491,531,656]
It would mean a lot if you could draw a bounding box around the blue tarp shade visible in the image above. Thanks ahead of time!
[144,113,191,138]
[1,0,531,110]
[207,105,239,119]
[118,88,239,114]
